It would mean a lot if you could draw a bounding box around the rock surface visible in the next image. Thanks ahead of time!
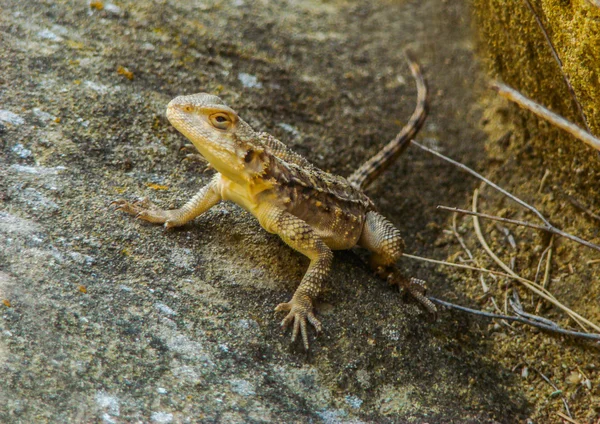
[0,0,540,422]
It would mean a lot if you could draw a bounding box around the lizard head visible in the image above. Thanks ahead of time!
[167,93,267,182]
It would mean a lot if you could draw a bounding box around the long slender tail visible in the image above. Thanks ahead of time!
[347,50,428,190]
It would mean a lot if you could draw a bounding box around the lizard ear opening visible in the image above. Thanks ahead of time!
[243,148,266,175]
[209,112,235,130]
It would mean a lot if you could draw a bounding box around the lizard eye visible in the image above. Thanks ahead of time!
[209,112,233,130]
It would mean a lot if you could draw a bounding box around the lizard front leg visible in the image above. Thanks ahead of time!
[359,211,437,316]
[261,207,333,349]
[112,176,222,228]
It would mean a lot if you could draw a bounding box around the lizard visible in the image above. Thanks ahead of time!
[112,50,436,350]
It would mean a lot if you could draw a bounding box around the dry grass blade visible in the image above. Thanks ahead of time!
[406,252,600,335]
[451,213,474,260]
[438,206,548,232]
[404,253,543,286]
[556,411,581,424]
[533,241,552,286]
[521,0,590,132]
[451,213,489,292]
[413,140,600,253]
[428,297,600,341]
[535,236,554,313]
[491,82,600,152]
[533,368,573,419]
[472,188,599,333]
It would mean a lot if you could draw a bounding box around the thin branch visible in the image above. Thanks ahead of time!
[427,297,600,341]
[438,206,548,232]
[451,213,489,292]
[412,140,600,253]
[511,290,558,328]
[404,251,600,334]
[471,188,596,332]
[412,140,551,226]
[491,82,600,152]
[521,0,590,132]
[438,206,600,258]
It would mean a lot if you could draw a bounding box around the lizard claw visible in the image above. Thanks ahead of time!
[111,197,153,216]
[275,296,321,350]
[179,143,196,153]
[112,197,174,225]
[388,273,438,318]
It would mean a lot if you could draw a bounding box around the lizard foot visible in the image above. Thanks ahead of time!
[387,272,438,318]
[111,198,175,226]
[275,295,322,350]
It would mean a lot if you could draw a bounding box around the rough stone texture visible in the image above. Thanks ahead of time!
[0,0,543,422]
[472,0,600,190]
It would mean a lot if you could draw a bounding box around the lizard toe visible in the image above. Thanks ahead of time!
[274,301,292,313]
[275,297,320,350]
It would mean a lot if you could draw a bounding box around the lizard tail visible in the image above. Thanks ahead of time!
[347,49,428,190]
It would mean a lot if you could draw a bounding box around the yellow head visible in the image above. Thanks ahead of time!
[166,93,266,182]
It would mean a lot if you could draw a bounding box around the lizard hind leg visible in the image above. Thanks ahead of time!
[359,211,437,316]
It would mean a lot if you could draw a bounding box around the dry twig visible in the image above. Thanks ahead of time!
[521,0,590,132]
[491,83,600,152]
[404,252,600,333]
[427,296,600,342]
[471,188,596,332]
[511,290,558,328]
[438,206,548,232]
[412,140,600,253]
[556,411,581,424]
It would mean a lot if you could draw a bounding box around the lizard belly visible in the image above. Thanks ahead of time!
[217,175,269,215]
[217,176,363,250]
